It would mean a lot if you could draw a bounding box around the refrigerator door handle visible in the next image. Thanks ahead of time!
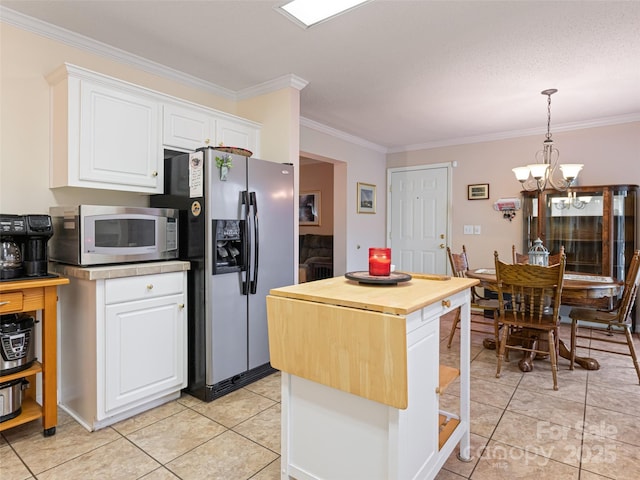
[241,190,250,296]
[249,191,259,294]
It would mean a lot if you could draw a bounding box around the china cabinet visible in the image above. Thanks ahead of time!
[522,185,638,281]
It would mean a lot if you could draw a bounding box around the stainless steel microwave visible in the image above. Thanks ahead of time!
[49,205,179,266]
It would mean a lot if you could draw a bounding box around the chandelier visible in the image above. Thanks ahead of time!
[512,89,583,192]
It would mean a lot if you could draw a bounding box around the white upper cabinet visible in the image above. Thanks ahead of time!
[47,64,163,194]
[216,117,260,156]
[163,101,261,157]
[47,64,262,194]
[162,102,216,152]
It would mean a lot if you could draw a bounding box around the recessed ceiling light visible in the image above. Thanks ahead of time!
[278,0,372,28]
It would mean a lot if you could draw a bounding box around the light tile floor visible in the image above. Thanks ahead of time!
[1,313,639,479]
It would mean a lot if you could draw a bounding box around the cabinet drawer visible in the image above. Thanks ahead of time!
[405,290,469,333]
[105,272,184,304]
[0,291,24,314]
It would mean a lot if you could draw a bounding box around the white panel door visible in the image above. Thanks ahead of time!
[389,166,449,274]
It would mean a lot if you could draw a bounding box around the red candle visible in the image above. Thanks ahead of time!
[369,248,391,276]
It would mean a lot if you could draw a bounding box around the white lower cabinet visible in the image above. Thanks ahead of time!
[58,269,187,431]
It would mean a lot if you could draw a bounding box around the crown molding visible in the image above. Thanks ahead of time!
[1,6,304,101]
[390,112,640,154]
[237,74,309,100]
[300,117,387,153]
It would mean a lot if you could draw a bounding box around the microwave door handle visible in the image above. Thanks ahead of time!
[249,191,259,295]
[241,190,250,296]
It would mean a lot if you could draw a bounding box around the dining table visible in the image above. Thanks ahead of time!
[465,268,624,371]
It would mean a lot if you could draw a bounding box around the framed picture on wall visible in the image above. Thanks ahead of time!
[467,183,489,200]
[299,191,321,226]
[357,182,376,214]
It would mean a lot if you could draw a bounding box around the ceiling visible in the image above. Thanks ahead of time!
[3,0,640,152]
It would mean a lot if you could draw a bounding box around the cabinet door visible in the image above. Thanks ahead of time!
[396,315,439,478]
[216,117,259,156]
[104,293,186,413]
[163,103,215,151]
[79,80,161,192]
[544,189,605,274]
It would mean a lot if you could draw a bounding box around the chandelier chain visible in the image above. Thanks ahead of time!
[546,93,553,141]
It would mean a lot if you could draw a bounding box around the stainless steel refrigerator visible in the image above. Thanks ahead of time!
[152,146,294,401]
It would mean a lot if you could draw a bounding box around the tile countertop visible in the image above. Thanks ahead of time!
[49,260,191,281]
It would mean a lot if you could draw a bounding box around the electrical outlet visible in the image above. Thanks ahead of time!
[463,225,473,235]
[474,225,482,235]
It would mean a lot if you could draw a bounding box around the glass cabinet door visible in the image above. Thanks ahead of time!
[613,189,637,280]
[544,190,604,274]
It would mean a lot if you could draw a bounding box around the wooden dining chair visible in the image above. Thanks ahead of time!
[569,249,640,384]
[446,246,500,349]
[494,251,566,390]
[512,245,565,265]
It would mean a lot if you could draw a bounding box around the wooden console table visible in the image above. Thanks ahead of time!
[267,273,478,480]
[0,276,69,436]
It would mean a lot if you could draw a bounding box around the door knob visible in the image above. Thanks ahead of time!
[151,171,158,177]
[439,243,445,249]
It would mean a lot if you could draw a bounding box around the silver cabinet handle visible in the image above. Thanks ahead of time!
[0,301,9,306]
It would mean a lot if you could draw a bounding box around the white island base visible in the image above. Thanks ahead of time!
[267,275,475,480]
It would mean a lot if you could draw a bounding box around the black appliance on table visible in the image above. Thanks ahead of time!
[0,214,54,280]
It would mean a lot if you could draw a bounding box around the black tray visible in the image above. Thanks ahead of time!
[345,271,412,285]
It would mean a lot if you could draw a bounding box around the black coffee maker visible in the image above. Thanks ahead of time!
[0,214,54,280]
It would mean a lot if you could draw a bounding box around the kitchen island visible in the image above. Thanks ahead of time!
[266,273,479,480]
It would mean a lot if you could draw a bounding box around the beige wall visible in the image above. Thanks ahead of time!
[300,127,387,274]
[0,22,298,215]
[299,162,334,236]
[387,122,640,268]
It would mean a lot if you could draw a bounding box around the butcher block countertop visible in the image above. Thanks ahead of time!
[268,273,479,315]
[267,273,479,409]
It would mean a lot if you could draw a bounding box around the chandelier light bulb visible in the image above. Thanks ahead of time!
[559,163,584,181]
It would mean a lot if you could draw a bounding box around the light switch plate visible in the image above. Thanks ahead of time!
[463,225,473,235]
[474,225,482,235]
